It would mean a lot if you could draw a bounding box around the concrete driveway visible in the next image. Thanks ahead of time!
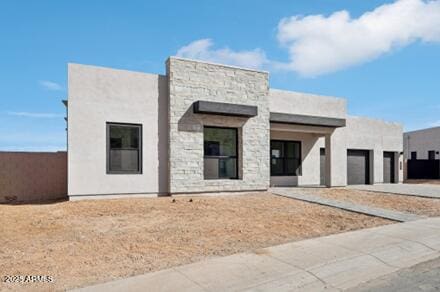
[347,184,440,199]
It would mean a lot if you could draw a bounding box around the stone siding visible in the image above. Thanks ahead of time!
[167,57,270,193]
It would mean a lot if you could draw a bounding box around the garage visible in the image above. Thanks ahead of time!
[383,152,395,183]
[347,150,370,185]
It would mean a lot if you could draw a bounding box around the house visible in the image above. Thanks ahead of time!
[404,127,440,179]
[65,57,403,200]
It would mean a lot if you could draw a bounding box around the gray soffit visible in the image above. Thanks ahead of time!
[193,100,258,117]
[270,112,346,128]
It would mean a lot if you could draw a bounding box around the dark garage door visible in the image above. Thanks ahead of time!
[383,152,395,183]
[347,150,370,185]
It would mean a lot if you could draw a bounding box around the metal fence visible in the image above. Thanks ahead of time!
[407,159,440,179]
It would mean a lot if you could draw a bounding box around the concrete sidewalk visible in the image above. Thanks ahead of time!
[270,188,424,222]
[73,218,440,292]
[347,184,440,199]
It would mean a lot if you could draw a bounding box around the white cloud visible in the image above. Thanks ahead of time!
[175,1,440,77]
[277,0,440,77]
[429,120,440,127]
[39,80,63,91]
[176,38,268,70]
[6,111,63,118]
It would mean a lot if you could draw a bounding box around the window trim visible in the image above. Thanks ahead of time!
[411,151,417,160]
[203,126,239,180]
[106,122,143,175]
[270,139,302,176]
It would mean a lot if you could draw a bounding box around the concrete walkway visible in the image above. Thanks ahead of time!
[73,218,440,292]
[270,188,424,222]
[347,184,440,199]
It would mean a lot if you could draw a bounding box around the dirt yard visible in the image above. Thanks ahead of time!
[0,193,390,291]
[405,179,440,185]
[297,188,440,217]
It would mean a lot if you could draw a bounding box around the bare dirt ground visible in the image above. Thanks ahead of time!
[297,188,440,217]
[405,179,440,185]
[0,193,390,291]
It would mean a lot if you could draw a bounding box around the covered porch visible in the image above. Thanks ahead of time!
[269,112,346,188]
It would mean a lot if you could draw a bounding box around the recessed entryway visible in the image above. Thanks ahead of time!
[383,152,396,183]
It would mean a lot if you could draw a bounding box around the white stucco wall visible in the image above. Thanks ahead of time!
[345,116,403,183]
[268,91,402,186]
[316,116,403,184]
[269,89,347,119]
[404,127,440,160]
[67,63,168,197]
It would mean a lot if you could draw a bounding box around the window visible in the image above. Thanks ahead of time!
[428,150,436,160]
[203,127,238,179]
[411,151,417,160]
[270,140,301,176]
[107,123,142,174]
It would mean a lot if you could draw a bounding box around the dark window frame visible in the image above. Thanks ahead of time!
[411,151,417,160]
[270,140,302,176]
[428,150,436,160]
[203,126,239,180]
[106,122,142,175]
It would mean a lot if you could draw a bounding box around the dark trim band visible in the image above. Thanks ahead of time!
[270,112,346,128]
[193,101,258,117]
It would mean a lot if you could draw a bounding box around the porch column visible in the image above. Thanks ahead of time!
[325,129,347,187]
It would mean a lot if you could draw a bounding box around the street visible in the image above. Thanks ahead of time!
[352,256,440,291]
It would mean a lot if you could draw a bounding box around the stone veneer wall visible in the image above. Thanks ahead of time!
[167,57,270,193]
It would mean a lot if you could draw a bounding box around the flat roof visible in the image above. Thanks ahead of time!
[270,112,346,128]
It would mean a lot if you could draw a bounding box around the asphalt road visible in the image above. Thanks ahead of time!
[350,256,440,292]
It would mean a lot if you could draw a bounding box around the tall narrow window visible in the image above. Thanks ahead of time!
[411,151,417,160]
[107,123,142,174]
[270,140,301,176]
[428,150,436,160]
[204,127,238,179]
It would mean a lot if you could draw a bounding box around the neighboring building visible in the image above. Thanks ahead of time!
[404,127,440,160]
[404,127,440,179]
[65,57,403,200]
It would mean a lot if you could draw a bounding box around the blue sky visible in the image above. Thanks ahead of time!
[0,0,439,151]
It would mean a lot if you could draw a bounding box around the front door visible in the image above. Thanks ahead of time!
[383,152,395,183]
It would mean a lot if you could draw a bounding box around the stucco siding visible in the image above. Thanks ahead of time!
[269,89,346,119]
[404,127,440,160]
[341,116,402,183]
[68,63,168,197]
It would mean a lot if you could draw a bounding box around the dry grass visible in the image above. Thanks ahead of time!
[297,188,440,217]
[0,192,391,291]
[405,179,440,185]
